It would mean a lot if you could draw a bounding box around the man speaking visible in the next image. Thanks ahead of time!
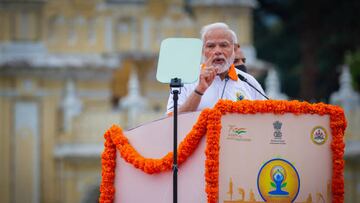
[166,22,266,114]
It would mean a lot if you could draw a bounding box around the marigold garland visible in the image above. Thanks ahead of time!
[99,100,346,203]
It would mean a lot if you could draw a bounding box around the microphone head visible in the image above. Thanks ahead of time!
[237,74,247,82]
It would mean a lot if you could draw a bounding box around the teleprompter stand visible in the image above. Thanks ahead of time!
[156,38,202,203]
[170,78,183,203]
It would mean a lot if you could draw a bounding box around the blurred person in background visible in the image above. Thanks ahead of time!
[234,44,247,73]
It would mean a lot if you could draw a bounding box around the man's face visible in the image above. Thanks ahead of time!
[202,28,235,73]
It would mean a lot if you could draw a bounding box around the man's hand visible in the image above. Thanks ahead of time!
[196,56,218,94]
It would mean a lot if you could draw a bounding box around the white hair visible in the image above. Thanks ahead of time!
[200,22,238,44]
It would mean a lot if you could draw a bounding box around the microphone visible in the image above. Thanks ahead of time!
[237,74,270,100]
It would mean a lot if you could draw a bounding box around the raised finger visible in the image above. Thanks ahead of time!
[204,55,216,68]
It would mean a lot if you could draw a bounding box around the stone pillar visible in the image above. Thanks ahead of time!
[265,68,288,100]
[119,69,146,128]
[330,65,360,114]
[105,16,113,52]
[61,79,82,132]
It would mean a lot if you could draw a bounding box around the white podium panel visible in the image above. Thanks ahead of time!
[114,112,206,203]
[219,113,332,203]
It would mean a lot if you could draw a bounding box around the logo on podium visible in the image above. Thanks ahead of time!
[311,126,328,145]
[270,121,286,144]
[257,158,300,202]
[227,125,251,142]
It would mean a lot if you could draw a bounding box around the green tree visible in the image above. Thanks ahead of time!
[346,50,360,91]
[254,0,360,101]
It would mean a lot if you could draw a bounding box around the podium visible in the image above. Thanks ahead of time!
[99,100,346,203]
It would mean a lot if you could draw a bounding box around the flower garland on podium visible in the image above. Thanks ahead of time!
[99,100,346,203]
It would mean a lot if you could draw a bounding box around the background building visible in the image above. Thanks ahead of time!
[0,0,359,202]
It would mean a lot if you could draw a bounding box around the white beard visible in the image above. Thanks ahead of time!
[214,51,235,74]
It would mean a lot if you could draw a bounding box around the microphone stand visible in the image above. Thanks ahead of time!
[170,78,183,203]
[237,74,270,100]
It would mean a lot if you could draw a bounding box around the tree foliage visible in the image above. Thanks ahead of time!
[254,0,360,101]
[346,50,360,91]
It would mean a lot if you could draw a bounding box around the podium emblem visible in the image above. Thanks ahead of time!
[257,158,300,202]
[226,125,250,142]
[270,121,286,144]
[311,126,328,145]
[273,121,282,138]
